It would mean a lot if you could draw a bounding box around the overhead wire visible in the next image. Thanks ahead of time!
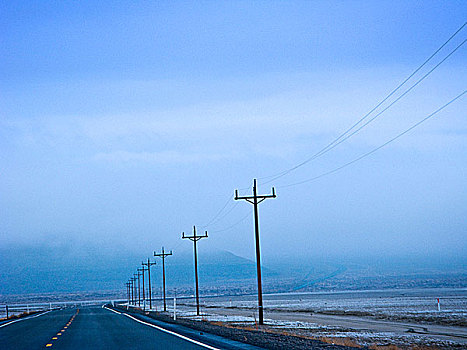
[210,211,251,233]
[259,22,466,185]
[175,23,466,239]
[277,89,466,189]
[199,193,234,228]
[295,38,466,165]
[199,186,251,229]
[208,200,241,226]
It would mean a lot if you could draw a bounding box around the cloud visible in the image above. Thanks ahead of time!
[3,66,465,164]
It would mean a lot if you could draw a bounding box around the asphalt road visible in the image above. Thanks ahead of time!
[0,306,259,350]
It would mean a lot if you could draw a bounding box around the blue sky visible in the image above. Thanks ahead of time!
[1,1,466,262]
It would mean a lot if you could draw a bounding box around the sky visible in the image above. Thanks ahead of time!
[1,1,466,265]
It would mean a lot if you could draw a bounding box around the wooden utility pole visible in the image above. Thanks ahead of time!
[154,247,173,312]
[125,282,131,305]
[133,273,139,306]
[130,277,136,305]
[235,178,276,325]
[142,259,157,310]
[182,226,208,316]
[138,267,146,310]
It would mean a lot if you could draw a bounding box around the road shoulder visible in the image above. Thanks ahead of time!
[108,304,355,350]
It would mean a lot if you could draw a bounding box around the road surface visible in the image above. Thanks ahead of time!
[0,306,261,349]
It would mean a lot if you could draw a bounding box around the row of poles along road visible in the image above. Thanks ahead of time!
[125,179,275,325]
[124,24,467,324]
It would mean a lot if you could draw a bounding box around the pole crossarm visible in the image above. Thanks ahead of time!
[182,230,208,241]
[234,191,276,202]
[154,248,173,259]
[141,260,157,268]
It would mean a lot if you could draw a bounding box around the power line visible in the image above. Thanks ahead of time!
[200,187,251,230]
[210,210,251,233]
[208,201,240,225]
[199,194,234,228]
[303,38,466,162]
[260,22,466,184]
[201,188,252,229]
[278,89,466,189]
[200,23,466,244]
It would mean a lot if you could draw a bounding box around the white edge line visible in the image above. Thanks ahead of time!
[123,313,220,350]
[102,307,219,350]
[102,305,121,314]
[0,310,52,328]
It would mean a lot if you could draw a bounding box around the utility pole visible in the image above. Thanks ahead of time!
[129,278,132,305]
[130,277,136,305]
[142,258,157,310]
[136,272,142,307]
[138,267,146,310]
[182,226,208,316]
[132,277,137,305]
[126,282,131,305]
[133,273,139,306]
[154,247,173,312]
[235,178,276,325]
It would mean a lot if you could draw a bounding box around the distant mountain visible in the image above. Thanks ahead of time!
[165,250,278,287]
[2,243,464,297]
[0,244,278,295]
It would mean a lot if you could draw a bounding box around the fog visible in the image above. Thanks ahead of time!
[1,2,466,284]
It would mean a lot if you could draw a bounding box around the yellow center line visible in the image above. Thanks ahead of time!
[44,310,79,348]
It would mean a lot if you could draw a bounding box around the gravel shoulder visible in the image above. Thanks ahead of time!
[195,304,467,342]
[184,304,467,349]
